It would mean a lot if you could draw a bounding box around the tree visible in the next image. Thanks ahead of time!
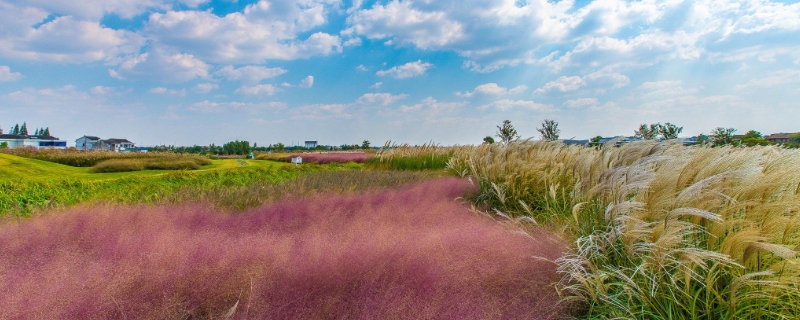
[361,140,371,149]
[0,125,3,134]
[496,120,519,144]
[273,143,285,152]
[19,122,28,135]
[483,136,495,144]
[0,142,7,149]
[741,130,771,147]
[659,122,683,140]
[537,119,560,141]
[634,123,661,140]
[44,127,50,136]
[709,127,737,147]
[587,135,603,149]
[11,124,19,135]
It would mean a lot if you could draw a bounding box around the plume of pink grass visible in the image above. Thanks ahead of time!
[286,152,372,164]
[0,178,572,319]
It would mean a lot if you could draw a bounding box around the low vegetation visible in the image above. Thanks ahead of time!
[0,179,572,319]
[448,140,800,318]
[365,143,462,171]
[0,148,212,167]
[91,158,208,173]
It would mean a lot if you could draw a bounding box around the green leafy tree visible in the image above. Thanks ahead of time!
[634,123,661,140]
[0,142,7,149]
[588,135,603,149]
[361,140,371,149]
[740,130,771,147]
[710,127,737,147]
[789,133,800,145]
[483,136,495,144]
[272,142,285,152]
[537,119,560,141]
[659,122,683,140]
[496,120,519,144]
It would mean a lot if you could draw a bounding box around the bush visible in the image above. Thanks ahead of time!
[91,158,205,173]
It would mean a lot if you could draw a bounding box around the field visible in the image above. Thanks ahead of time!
[4,141,797,318]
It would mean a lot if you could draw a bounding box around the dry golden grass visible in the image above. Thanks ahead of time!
[449,140,800,318]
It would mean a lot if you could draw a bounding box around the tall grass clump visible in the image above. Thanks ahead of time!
[0,148,211,167]
[365,142,467,171]
[0,179,573,319]
[451,140,800,318]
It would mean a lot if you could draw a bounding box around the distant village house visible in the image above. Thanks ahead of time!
[0,134,67,149]
[305,140,318,148]
[75,136,135,152]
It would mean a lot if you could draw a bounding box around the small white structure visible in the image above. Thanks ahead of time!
[291,156,302,166]
[0,134,67,149]
[75,135,101,150]
[304,141,318,148]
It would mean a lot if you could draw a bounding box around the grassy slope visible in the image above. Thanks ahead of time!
[0,153,363,216]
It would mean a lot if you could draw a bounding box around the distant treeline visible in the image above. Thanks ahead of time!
[148,141,369,155]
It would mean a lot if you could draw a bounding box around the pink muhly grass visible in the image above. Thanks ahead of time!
[287,152,373,164]
[0,178,572,319]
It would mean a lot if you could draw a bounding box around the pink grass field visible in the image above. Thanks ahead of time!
[287,152,373,164]
[0,178,573,319]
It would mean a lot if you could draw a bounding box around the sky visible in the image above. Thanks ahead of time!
[1,0,799,147]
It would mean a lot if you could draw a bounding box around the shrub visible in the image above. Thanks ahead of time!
[0,148,210,167]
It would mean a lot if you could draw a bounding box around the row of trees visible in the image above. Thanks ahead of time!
[488,119,561,144]
[148,140,374,155]
[0,122,52,136]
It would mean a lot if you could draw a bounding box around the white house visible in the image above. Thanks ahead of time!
[75,135,101,150]
[0,134,67,149]
[305,140,318,148]
[75,136,135,152]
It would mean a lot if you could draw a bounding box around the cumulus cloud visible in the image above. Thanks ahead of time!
[234,84,281,95]
[356,93,408,106]
[734,69,800,90]
[376,60,432,79]
[144,3,342,64]
[0,66,22,81]
[534,76,586,94]
[5,0,207,19]
[194,83,218,93]
[478,99,551,111]
[299,75,314,88]
[564,98,598,108]
[399,97,467,113]
[187,100,287,113]
[369,82,382,89]
[149,87,187,96]
[111,48,210,82]
[215,65,287,84]
[455,83,527,97]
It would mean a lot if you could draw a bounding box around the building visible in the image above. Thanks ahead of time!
[75,136,135,152]
[765,133,795,144]
[0,134,67,149]
[305,140,318,148]
[75,135,101,150]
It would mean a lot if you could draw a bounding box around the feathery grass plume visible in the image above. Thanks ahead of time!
[0,178,575,319]
[450,139,800,318]
[365,141,472,171]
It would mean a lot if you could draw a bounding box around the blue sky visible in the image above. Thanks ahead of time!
[1,0,799,147]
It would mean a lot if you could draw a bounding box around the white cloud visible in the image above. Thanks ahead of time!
[369,82,382,89]
[356,93,408,106]
[291,103,353,120]
[0,66,22,81]
[90,86,122,95]
[455,83,527,97]
[564,98,598,108]
[399,97,467,113]
[376,60,432,79]
[0,13,141,63]
[636,80,699,99]
[299,75,314,88]
[187,100,286,113]
[534,76,586,94]
[343,38,362,46]
[478,99,551,111]
[5,0,208,19]
[149,87,187,96]
[356,64,369,71]
[112,48,210,82]
[734,69,800,90]
[144,3,342,63]
[234,84,281,95]
[215,65,287,84]
[194,83,218,93]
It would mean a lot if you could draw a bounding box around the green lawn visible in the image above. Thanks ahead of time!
[0,153,362,216]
